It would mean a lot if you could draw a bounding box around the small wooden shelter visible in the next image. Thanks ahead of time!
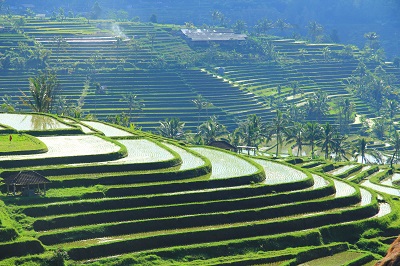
[3,171,50,196]
[237,145,257,155]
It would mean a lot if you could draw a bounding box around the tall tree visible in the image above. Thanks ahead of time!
[192,95,208,127]
[158,118,185,140]
[306,91,329,121]
[307,21,323,42]
[335,98,354,134]
[1,94,18,112]
[371,118,388,140]
[254,18,274,35]
[287,104,305,123]
[321,46,331,61]
[235,114,264,148]
[198,116,227,144]
[389,131,400,168]
[90,1,102,19]
[384,99,398,133]
[331,134,350,162]
[120,93,144,124]
[269,110,290,157]
[304,122,322,158]
[299,48,308,61]
[359,138,367,164]
[94,82,106,116]
[20,70,59,113]
[274,19,292,34]
[319,123,336,160]
[211,10,225,26]
[287,122,305,156]
[364,32,380,50]
[233,20,247,33]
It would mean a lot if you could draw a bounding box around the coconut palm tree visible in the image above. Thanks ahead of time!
[198,116,228,144]
[287,122,305,157]
[52,36,70,59]
[254,18,274,35]
[211,10,225,26]
[359,138,367,164]
[306,91,329,122]
[299,48,308,61]
[304,122,322,158]
[192,94,208,127]
[158,118,185,140]
[235,114,264,148]
[94,82,106,116]
[364,32,380,50]
[290,81,299,99]
[342,98,354,133]
[274,18,292,35]
[307,21,323,42]
[335,98,354,134]
[332,134,350,161]
[384,100,398,133]
[20,70,59,113]
[233,20,247,33]
[287,104,305,123]
[321,46,331,61]
[120,93,144,124]
[371,118,388,140]
[319,123,336,160]
[389,131,400,168]
[271,96,287,112]
[268,110,290,157]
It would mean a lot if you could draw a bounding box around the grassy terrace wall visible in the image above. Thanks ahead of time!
[221,60,369,128]
[66,199,378,261]
[0,18,397,133]
[0,129,394,264]
[7,143,384,262]
[0,134,127,168]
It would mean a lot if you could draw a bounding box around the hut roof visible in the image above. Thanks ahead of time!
[3,171,50,186]
[209,140,237,151]
[181,29,247,42]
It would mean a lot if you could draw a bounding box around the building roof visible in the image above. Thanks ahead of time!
[181,29,247,42]
[209,140,237,151]
[3,171,50,186]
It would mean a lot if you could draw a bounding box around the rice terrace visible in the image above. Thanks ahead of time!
[0,1,400,265]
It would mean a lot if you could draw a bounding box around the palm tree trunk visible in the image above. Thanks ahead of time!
[276,141,279,157]
[311,141,315,158]
[391,148,398,168]
[325,146,329,159]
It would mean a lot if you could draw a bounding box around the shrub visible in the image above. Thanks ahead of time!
[356,238,388,256]
[361,228,383,238]
[45,248,69,266]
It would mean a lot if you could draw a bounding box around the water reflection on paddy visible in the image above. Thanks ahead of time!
[0,113,73,131]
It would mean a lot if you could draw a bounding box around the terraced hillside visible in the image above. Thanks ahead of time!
[1,18,399,133]
[0,113,398,265]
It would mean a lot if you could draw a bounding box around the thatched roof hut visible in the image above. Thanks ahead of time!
[209,140,237,152]
[3,171,50,196]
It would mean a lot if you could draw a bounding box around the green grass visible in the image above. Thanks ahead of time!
[45,185,107,198]
[298,251,366,266]
[0,134,47,155]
